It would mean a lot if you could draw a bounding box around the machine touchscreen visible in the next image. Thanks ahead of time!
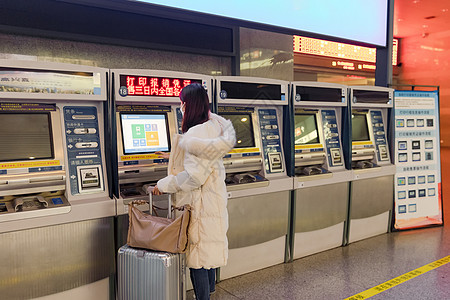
[0,113,53,162]
[352,113,370,142]
[120,113,170,154]
[220,113,255,148]
[294,114,320,145]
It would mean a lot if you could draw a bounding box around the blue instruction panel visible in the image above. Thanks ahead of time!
[64,106,103,195]
[258,108,284,174]
[321,109,343,167]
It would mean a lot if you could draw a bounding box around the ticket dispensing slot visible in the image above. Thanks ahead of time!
[0,173,66,195]
[78,165,101,190]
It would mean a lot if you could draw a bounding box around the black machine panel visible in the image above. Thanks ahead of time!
[220,81,283,100]
[352,90,391,104]
[295,86,343,103]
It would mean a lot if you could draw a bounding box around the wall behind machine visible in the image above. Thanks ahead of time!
[240,28,294,81]
[0,33,232,75]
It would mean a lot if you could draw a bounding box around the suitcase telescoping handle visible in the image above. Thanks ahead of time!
[145,185,173,219]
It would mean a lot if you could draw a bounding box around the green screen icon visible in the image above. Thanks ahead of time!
[132,124,145,139]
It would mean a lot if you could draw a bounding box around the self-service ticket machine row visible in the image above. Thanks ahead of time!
[0,60,115,300]
[0,60,396,299]
[110,70,396,280]
[287,83,395,260]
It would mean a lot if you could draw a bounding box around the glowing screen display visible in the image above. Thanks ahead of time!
[120,113,170,154]
[352,114,370,142]
[219,113,255,148]
[0,113,53,162]
[294,114,320,145]
[139,0,388,46]
[120,75,201,97]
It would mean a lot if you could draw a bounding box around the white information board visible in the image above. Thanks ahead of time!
[394,90,443,229]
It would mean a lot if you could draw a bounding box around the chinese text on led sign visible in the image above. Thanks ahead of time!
[121,75,201,97]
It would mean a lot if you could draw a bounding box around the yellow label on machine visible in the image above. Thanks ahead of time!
[352,141,372,146]
[228,147,260,154]
[295,144,323,150]
[121,154,161,161]
[0,160,61,170]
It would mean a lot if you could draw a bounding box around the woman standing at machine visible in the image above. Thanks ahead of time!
[153,83,236,300]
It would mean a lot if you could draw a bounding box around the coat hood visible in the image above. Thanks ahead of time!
[179,113,236,160]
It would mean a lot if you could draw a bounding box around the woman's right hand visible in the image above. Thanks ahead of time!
[155,151,170,159]
[152,185,163,195]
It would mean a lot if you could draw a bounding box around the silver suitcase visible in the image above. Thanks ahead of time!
[118,245,186,300]
[118,188,186,300]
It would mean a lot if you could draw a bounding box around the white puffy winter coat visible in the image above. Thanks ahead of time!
[157,113,236,269]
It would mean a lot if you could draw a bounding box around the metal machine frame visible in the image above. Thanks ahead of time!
[214,76,291,280]
[288,81,351,259]
[346,85,395,244]
[110,69,214,292]
[0,60,115,300]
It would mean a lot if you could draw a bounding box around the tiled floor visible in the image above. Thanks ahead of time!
[187,223,449,299]
[186,149,450,299]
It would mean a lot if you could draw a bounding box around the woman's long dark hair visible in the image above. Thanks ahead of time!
[180,83,210,133]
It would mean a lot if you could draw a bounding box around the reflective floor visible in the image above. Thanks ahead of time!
[186,149,450,299]
[187,223,449,299]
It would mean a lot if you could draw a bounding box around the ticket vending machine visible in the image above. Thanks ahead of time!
[214,76,291,280]
[110,69,213,242]
[288,82,351,259]
[345,86,395,243]
[0,60,115,300]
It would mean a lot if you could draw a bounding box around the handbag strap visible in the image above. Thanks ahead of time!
[130,200,148,206]
[129,200,160,216]
[129,200,192,217]
[174,204,192,212]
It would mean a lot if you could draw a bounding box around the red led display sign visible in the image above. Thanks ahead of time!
[119,75,202,97]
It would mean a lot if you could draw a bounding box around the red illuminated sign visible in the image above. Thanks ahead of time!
[119,75,202,97]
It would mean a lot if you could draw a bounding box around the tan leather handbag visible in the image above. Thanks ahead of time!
[127,199,191,253]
